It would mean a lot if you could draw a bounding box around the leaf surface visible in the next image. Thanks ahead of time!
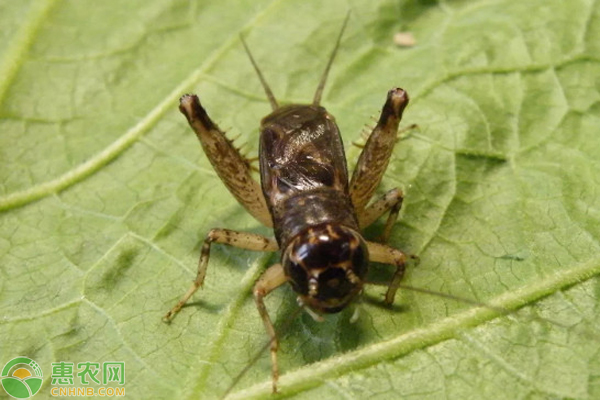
[1,1,599,399]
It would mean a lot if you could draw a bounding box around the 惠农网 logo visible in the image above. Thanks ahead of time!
[1,357,43,399]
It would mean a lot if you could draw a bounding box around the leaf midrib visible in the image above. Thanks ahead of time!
[225,256,600,399]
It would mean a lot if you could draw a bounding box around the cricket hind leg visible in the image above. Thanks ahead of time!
[163,228,278,321]
[349,88,409,215]
[179,94,273,227]
[358,187,403,243]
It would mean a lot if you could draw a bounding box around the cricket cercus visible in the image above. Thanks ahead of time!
[164,17,412,393]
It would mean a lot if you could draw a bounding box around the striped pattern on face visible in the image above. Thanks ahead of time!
[282,223,369,313]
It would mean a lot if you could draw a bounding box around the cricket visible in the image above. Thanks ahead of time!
[164,15,413,393]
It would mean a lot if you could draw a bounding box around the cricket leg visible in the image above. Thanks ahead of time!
[179,94,273,227]
[163,229,278,321]
[349,88,409,214]
[253,263,288,393]
[358,188,403,243]
[367,241,408,304]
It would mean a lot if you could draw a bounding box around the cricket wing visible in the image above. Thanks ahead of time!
[259,105,349,206]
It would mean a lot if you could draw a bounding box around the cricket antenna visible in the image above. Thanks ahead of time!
[313,12,351,106]
[240,35,279,110]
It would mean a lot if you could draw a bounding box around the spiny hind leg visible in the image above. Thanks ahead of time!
[163,229,278,321]
[350,88,409,215]
[253,263,288,393]
[351,121,417,150]
[358,187,403,243]
[179,94,272,227]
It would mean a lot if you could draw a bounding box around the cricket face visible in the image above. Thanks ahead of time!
[282,223,369,314]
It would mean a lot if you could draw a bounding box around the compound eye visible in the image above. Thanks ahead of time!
[282,224,370,313]
[350,237,368,280]
[284,255,309,296]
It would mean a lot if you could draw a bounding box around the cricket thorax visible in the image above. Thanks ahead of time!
[271,189,358,247]
[282,223,368,313]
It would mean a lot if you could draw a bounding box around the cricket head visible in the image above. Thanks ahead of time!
[282,223,368,314]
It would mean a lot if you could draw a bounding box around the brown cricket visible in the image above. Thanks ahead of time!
[164,16,411,393]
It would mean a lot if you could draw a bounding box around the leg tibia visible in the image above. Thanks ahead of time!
[163,229,278,321]
[253,263,288,393]
[367,241,408,304]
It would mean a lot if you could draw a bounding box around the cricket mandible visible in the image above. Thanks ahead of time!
[164,16,412,393]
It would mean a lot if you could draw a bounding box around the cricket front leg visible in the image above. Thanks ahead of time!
[163,229,278,321]
[253,263,288,393]
[179,94,273,227]
[367,241,408,304]
[350,88,409,214]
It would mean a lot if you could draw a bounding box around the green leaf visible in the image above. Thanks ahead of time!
[1,0,599,399]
